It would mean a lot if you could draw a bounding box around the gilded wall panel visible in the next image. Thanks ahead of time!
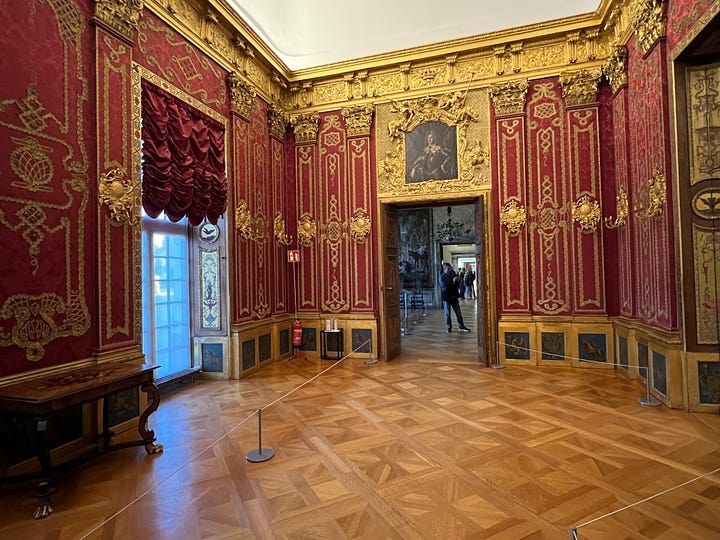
[367,72,404,97]
[296,145,318,310]
[348,137,375,311]
[232,116,251,321]
[613,90,634,317]
[692,224,720,344]
[271,138,288,314]
[687,64,720,185]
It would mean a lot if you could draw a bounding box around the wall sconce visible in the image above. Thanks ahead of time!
[297,213,316,247]
[571,195,601,232]
[499,198,526,235]
[274,212,292,246]
[349,208,371,243]
[604,188,628,229]
[235,200,253,240]
[636,169,666,219]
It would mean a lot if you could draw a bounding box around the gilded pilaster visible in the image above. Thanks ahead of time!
[94,0,144,43]
[631,0,667,53]
[341,105,374,137]
[559,68,603,107]
[228,72,256,119]
[267,105,287,140]
[290,112,320,144]
[603,45,628,94]
[490,79,529,116]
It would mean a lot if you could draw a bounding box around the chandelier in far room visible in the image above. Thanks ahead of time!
[434,206,471,242]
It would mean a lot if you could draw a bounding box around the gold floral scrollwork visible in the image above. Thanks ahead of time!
[297,213,316,247]
[341,105,374,137]
[274,212,292,246]
[94,0,144,42]
[499,198,526,235]
[227,72,256,118]
[98,168,139,226]
[289,113,320,143]
[235,200,252,240]
[631,0,667,54]
[349,208,371,243]
[603,46,628,94]
[489,79,529,116]
[571,195,602,232]
[559,68,603,107]
[604,188,629,228]
[636,169,667,218]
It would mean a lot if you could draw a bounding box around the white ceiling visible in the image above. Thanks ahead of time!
[227,0,601,71]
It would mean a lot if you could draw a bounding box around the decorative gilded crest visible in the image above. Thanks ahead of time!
[235,200,252,240]
[342,105,374,137]
[499,198,526,235]
[559,69,603,107]
[227,72,256,118]
[604,188,629,228]
[98,168,139,226]
[489,79,529,116]
[603,46,628,94]
[290,113,320,143]
[273,212,292,246]
[571,195,602,232]
[631,0,667,53]
[636,169,667,218]
[94,0,143,42]
[268,105,287,140]
[349,208,371,243]
[297,213,316,247]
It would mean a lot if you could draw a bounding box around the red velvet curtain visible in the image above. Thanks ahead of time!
[141,80,227,225]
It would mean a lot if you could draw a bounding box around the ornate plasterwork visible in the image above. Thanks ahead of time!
[98,167,140,225]
[637,169,667,218]
[604,188,629,228]
[290,113,320,143]
[235,200,252,240]
[631,0,667,53]
[376,89,490,200]
[227,72,256,118]
[267,105,287,140]
[349,208,371,243]
[499,198,527,235]
[572,195,602,232]
[273,212,292,246]
[297,212,316,246]
[490,79,529,116]
[94,0,144,42]
[341,105,374,137]
[559,68,603,106]
[603,45,628,94]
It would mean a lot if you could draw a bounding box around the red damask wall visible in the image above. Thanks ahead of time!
[0,0,97,376]
[667,0,716,51]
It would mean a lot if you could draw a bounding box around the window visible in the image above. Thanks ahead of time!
[142,213,191,379]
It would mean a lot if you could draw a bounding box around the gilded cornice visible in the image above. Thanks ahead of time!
[630,0,667,53]
[603,45,628,93]
[94,0,144,42]
[267,105,287,140]
[227,71,256,118]
[559,68,603,106]
[289,113,320,144]
[341,105,374,137]
[490,79,529,116]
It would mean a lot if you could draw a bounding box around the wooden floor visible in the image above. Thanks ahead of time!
[2,302,720,539]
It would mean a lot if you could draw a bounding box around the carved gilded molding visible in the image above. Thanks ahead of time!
[297,213,316,247]
[94,0,144,42]
[604,188,629,228]
[572,195,602,232]
[227,71,256,118]
[499,198,527,235]
[636,169,667,218]
[559,68,603,106]
[98,167,140,226]
[267,105,287,140]
[341,105,374,137]
[235,200,252,240]
[490,79,529,116]
[349,208,371,243]
[290,112,320,143]
[603,45,628,94]
[273,212,292,246]
[631,0,667,53]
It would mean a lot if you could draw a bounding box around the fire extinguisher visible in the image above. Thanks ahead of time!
[292,320,303,348]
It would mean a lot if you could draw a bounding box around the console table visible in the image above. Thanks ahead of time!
[320,329,344,360]
[0,362,163,519]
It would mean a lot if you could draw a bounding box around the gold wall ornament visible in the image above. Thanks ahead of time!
[349,208,371,243]
[94,0,144,42]
[499,198,527,235]
[235,200,252,240]
[571,195,602,232]
[341,105,374,137]
[559,68,603,107]
[297,213,316,247]
[273,212,292,246]
[603,45,628,94]
[290,112,320,143]
[267,104,287,140]
[604,188,629,228]
[227,71,256,118]
[631,0,667,53]
[636,169,667,218]
[489,79,529,116]
[98,167,139,226]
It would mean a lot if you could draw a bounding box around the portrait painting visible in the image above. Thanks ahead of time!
[405,121,458,183]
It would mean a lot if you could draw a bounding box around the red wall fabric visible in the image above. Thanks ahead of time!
[667,0,716,51]
[0,0,97,376]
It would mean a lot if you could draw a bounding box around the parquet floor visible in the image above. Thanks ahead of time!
[1,302,719,539]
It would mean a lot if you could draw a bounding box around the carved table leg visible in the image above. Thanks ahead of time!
[139,381,164,454]
[33,418,56,519]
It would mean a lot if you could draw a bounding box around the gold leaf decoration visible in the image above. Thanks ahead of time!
[499,198,526,235]
[235,200,252,240]
[297,213,316,247]
[636,169,667,218]
[571,195,602,232]
[604,188,629,228]
[98,167,139,226]
[349,208,372,243]
[274,212,292,246]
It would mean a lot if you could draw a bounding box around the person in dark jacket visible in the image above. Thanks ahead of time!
[439,262,470,333]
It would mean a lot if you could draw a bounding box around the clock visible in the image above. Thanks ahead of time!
[199,223,219,243]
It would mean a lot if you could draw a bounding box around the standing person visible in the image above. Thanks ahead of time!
[464,268,475,299]
[457,268,466,300]
[439,262,470,333]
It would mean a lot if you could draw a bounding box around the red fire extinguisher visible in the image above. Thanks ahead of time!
[292,320,303,348]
